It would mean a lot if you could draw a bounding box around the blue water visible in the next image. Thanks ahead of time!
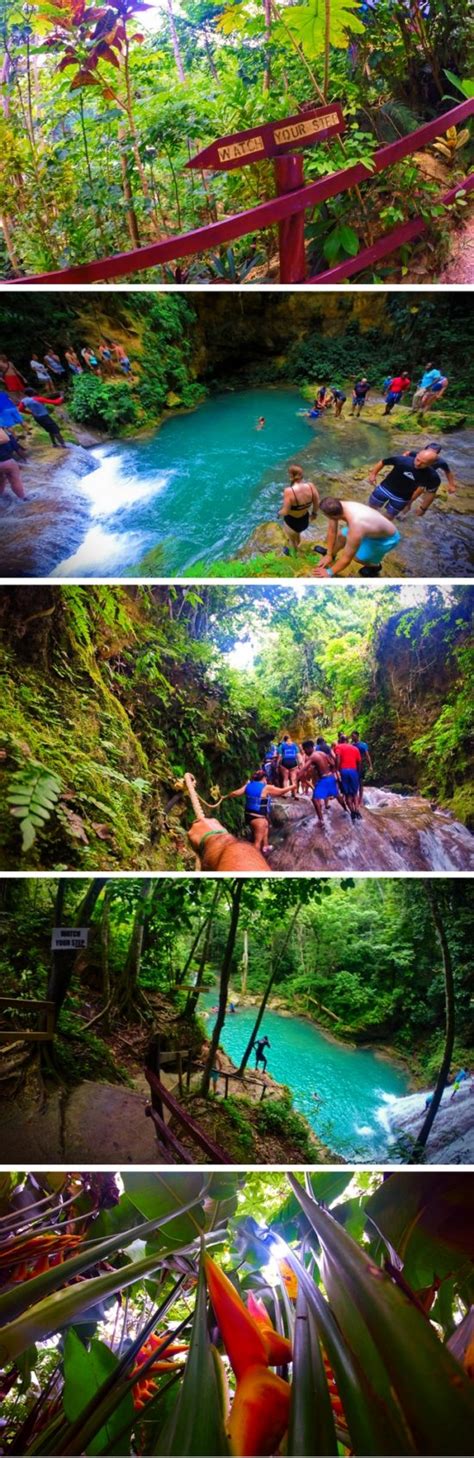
[52,387,382,578]
[203,995,409,1161]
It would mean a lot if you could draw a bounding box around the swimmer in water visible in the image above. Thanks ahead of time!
[256,416,265,430]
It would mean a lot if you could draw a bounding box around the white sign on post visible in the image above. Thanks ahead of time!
[51,927,89,951]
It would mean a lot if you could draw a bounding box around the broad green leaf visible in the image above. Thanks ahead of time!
[286,0,364,59]
[288,1284,338,1456]
[338,224,360,255]
[367,1173,474,1286]
[154,1252,229,1456]
[0,1251,168,1364]
[275,1171,351,1239]
[63,1330,133,1456]
[288,1175,474,1456]
[123,1172,206,1248]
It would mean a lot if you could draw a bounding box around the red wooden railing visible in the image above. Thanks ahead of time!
[145,1066,231,1163]
[6,100,472,285]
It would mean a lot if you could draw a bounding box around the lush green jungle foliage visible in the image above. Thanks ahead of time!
[0,1168,473,1456]
[1,1,473,279]
[0,583,472,869]
[0,876,472,1094]
[0,291,473,430]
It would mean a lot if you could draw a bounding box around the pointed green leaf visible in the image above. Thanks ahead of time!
[288,1284,338,1455]
[63,1330,134,1455]
[154,1252,229,1455]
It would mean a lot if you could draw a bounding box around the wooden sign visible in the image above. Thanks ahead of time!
[187,103,344,172]
[51,927,89,951]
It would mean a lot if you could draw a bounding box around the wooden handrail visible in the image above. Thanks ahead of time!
[145,1105,193,1162]
[0,997,56,1043]
[5,100,472,285]
[145,1067,231,1163]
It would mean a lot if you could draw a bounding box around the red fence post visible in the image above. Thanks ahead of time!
[275,155,306,283]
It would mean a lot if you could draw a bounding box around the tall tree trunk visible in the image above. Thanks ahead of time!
[409,885,456,1160]
[0,215,19,271]
[100,886,112,1035]
[46,879,107,1021]
[116,880,153,1017]
[186,884,222,1017]
[238,905,301,1075]
[119,128,141,248]
[200,883,243,1096]
[166,0,186,83]
[323,0,330,98]
[176,909,211,986]
[263,0,271,91]
[241,929,249,993]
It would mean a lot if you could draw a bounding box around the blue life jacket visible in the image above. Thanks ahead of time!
[245,780,268,815]
[280,741,298,767]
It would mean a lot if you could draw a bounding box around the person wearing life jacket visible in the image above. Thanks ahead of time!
[227,769,292,856]
[277,735,299,796]
[262,742,279,785]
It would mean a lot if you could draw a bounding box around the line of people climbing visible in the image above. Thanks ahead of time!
[227,730,372,856]
[279,442,456,574]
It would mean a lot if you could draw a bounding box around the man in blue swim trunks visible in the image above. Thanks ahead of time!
[367,445,456,519]
[313,497,401,578]
[350,378,371,417]
[297,746,348,827]
[350,731,373,805]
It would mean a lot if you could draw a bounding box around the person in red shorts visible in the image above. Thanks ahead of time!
[335,734,362,822]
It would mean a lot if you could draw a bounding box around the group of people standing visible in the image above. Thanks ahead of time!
[307,362,449,422]
[0,337,132,503]
[226,731,372,855]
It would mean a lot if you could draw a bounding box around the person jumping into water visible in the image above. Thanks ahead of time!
[227,770,292,856]
[253,1035,271,1073]
[313,498,401,577]
[278,735,300,796]
[351,731,372,805]
[335,735,362,822]
[280,464,319,555]
[368,445,456,519]
[350,378,371,417]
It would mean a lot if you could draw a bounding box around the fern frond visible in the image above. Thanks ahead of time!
[7,766,62,852]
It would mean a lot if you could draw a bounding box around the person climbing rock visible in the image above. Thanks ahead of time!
[188,815,269,871]
[227,769,293,856]
[299,740,315,794]
[383,372,411,415]
[262,742,279,785]
[350,378,371,417]
[253,1035,271,1073]
[335,735,363,822]
[299,746,348,827]
[277,735,300,796]
[313,497,401,577]
[20,397,67,448]
[331,387,346,418]
[351,731,373,805]
[367,445,456,518]
[280,464,319,555]
[0,427,27,500]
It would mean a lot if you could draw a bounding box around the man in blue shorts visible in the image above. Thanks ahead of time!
[313,497,401,578]
[350,378,371,417]
[367,445,456,518]
[350,731,373,805]
[298,747,348,827]
[335,736,363,822]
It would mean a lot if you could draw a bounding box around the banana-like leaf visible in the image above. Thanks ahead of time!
[288,1175,474,1456]
[276,1237,411,1456]
[0,1195,206,1328]
[153,1252,230,1456]
[366,1173,474,1286]
[63,1329,134,1456]
[0,1250,168,1364]
[123,1172,206,1247]
[288,1284,338,1456]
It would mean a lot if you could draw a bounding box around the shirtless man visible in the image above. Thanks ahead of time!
[298,746,348,827]
[280,464,319,555]
[312,497,401,578]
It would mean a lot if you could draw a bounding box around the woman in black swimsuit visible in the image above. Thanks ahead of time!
[280,464,319,554]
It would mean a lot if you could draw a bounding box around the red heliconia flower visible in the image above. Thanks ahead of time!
[204,1255,292,1456]
[131,1330,188,1411]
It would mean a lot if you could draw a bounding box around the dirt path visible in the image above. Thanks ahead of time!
[0,1080,158,1162]
[439,214,474,284]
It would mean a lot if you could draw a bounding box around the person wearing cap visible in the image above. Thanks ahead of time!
[367,445,456,518]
